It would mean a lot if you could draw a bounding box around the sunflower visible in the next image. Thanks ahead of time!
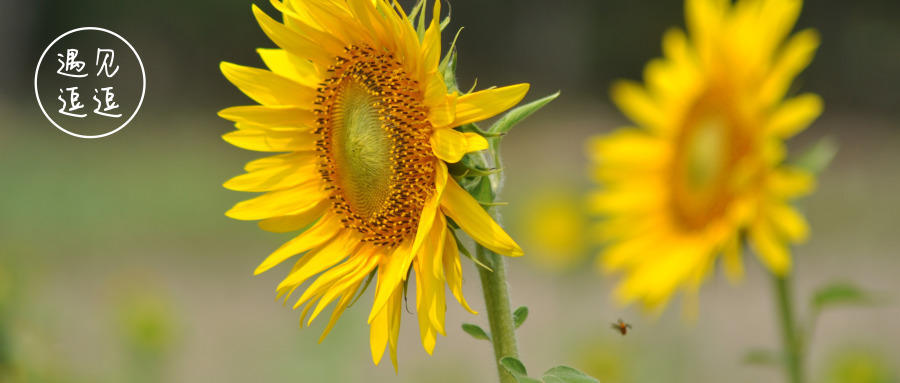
[218,0,527,368]
[589,0,822,309]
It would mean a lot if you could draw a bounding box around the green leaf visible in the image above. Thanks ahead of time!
[793,136,838,174]
[461,323,490,341]
[501,357,529,377]
[487,91,561,135]
[542,366,600,383]
[513,306,529,329]
[743,349,783,367]
[812,282,875,312]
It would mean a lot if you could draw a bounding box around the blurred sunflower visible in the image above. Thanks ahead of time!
[589,0,822,309]
[219,0,527,368]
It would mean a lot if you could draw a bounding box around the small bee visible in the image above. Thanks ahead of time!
[611,319,632,336]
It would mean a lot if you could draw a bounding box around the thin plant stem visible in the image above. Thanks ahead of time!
[476,242,519,383]
[773,274,804,383]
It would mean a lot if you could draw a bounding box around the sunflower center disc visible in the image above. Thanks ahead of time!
[315,45,436,247]
[671,95,741,231]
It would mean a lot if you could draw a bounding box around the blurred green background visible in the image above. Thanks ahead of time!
[1,1,898,382]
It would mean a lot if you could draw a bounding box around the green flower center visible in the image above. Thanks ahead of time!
[683,115,727,192]
[331,80,393,219]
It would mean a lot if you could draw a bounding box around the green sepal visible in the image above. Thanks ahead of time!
[513,306,529,329]
[458,122,505,138]
[439,28,464,93]
[792,136,838,174]
[461,323,490,341]
[467,175,497,207]
[487,91,561,135]
[439,1,451,31]
[447,154,500,179]
[411,0,426,40]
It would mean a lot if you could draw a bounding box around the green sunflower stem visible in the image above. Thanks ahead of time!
[773,274,804,383]
[475,242,519,383]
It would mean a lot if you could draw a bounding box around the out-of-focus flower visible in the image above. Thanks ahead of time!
[517,186,589,272]
[589,0,822,309]
[825,348,897,383]
[219,0,528,368]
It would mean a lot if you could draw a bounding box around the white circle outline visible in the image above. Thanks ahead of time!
[34,27,146,139]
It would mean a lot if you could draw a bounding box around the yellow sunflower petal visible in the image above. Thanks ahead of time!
[218,105,316,128]
[222,128,317,152]
[427,90,456,128]
[294,253,368,313]
[661,28,696,73]
[318,283,359,343]
[256,48,320,88]
[769,166,815,199]
[385,1,421,77]
[450,84,530,128]
[686,0,726,54]
[760,29,820,105]
[614,241,705,308]
[226,179,327,221]
[302,253,377,324]
[287,0,364,47]
[755,0,802,56]
[243,152,309,172]
[223,153,318,192]
[430,129,488,163]
[440,179,524,257]
[749,219,792,276]
[276,230,361,292]
[610,80,666,132]
[408,161,448,269]
[258,201,328,233]
[419,0,441,75]
[414,213,447,344]
[587,129,670,167]
[386,280,403,371]
[369,289,391,365]
[278,0,327,32]
[722,234,744,282]
[414,252,442,353]
[252,4,337,68]
[368,239,414,323]
[346,0,393,53]
[253,213,343,274]
[768,203,810,243]
[442,228,476,314]
[220,62,316,106]
[766,93,823,138]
